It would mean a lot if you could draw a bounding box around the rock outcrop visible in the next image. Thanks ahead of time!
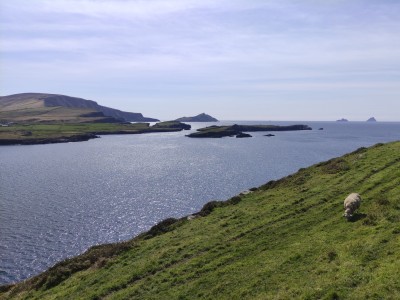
[187,124,312,138]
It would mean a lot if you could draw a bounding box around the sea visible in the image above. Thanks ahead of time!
[1,121,400,285]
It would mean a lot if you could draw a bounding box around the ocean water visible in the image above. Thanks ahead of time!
[1,121,400,285]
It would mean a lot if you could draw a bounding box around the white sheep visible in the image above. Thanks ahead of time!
[343,193,362,220]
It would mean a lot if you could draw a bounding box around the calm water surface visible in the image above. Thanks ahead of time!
[1,121,400,284]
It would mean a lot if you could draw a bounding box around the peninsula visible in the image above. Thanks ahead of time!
[0,121,191,145]
[0,93,159,123]
[187,124,312,138]
[1,141,399,299]
[175,113,218,122]
[0,93,194,145]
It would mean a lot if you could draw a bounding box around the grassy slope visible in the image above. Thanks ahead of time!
[2,142,400,299]
[0,93,158,123]
[0,99,110,123]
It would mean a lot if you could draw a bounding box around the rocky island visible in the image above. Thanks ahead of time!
[175,113,218,122]
[187,124,312,138]
[367,117,377,122]
[336,118,349,122]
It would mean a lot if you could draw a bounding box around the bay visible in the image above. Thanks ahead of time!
[1,121,400,284]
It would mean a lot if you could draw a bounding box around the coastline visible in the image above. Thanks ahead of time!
[2,140,399,299]
[0,122,190,146]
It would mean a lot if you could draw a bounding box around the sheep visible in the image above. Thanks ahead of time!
[343,193,362,220]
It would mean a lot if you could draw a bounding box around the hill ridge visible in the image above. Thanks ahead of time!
[0,93,159,122]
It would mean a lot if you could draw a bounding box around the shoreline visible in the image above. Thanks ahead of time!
[0,142,399,295]
[0,122,190,146]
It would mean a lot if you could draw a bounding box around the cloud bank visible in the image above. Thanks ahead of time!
[1,0,399,120]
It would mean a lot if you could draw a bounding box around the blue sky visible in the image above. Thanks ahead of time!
[1,0,399,121]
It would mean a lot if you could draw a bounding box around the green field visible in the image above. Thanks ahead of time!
[1,141,400,299]
[0,122,185,144]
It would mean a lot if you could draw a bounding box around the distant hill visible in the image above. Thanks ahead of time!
[0,93,159,123]
[175,113,218,122]
[367,117,377,122]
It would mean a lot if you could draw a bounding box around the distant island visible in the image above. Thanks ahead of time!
[0,93,159,123]
[187,124,311,138]
[336,118,349,122]
[367,117,377,122]
[175,113,218,122]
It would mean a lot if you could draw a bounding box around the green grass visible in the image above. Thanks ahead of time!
[0,105,112,123]
[0,122,182,142]
[1,142,400,299]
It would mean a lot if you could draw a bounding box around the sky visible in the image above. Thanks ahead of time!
[1,0,399,121]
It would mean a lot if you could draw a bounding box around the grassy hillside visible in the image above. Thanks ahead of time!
[1,142,399,299]
[0,95,115,123]
[0,106,115,124]
[0,93,158,122]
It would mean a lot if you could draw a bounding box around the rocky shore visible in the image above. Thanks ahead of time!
[0,133,99,145]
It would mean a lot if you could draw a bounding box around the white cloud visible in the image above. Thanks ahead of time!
[1,0,400,120]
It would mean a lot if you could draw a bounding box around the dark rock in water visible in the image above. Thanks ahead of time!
[336,118,349,122]
[367,117,377,122]
[175,113,218,122]
[187,124,312,138]
[264,134,275,137]
[229,124,311,132]
[152,121,191,130]
[318,128,324,130]
[236,133,252,138]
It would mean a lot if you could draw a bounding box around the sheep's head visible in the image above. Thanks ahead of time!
[343,208,353,220]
